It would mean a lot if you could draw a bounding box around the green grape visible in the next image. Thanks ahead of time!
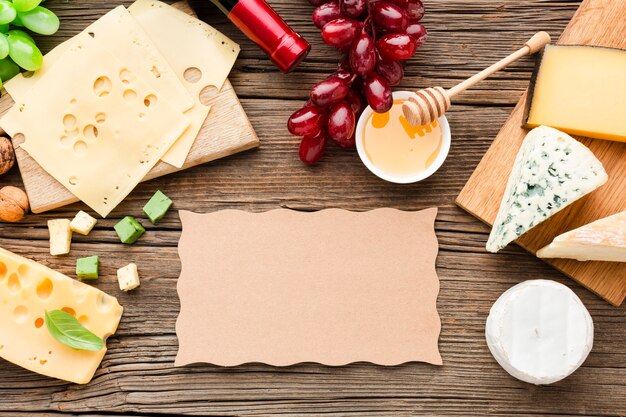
[0,23,8,33]
[0,57,19,81]
[0,34,8,60]
[0,0,16,25]
[7,29,41,70]
[17,6,58,35]
[12,0,41,13]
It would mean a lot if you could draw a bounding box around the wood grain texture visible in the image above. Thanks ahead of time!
[456,0,626,306]
[0,0,624,416]
[0,1,259,214]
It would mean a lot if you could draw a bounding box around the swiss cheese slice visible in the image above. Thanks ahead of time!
[486,280,593,385]
[0,34,190,217]
[526,45,626,143]
[129,0,240,168]
[486,126,608,253]
[0,247,123,384]
[537,210,626,262]
[5,6,193,115]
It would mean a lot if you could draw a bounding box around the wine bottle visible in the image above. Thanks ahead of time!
[194,0,310,73]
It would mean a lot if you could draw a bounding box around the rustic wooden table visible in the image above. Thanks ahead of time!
[0,0,624,415]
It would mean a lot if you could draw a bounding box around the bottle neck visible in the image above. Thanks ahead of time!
[200,0,310,72]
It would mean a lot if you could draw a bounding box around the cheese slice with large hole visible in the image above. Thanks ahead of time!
[0,34,190,217]
[537,210,626,262]
[486,280,593,385]
[0,247,123,384]
[5,5,193,115]
[128,0,240,168]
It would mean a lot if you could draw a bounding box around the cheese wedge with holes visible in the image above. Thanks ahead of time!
[5,5,193,115]
[537,210,626,262]
[129,0,240,167]
[0,34,190,217]
[526,45,626,142]
[486,126,608,253]
[0,247,123,384]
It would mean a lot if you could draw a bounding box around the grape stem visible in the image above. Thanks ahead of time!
[366,0,376,43]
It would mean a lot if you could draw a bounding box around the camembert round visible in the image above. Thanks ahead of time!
[486,279,593,385]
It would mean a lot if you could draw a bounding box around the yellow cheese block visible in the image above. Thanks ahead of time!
[526,45,626,142]
[0,248,123,384]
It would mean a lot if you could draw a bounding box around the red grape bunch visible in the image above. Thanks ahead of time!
[289,0,427,165]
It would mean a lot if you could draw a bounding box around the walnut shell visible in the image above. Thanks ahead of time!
[0,186,29,222]
[0,136,15,175]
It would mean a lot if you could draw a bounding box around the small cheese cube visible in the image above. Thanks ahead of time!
[70,210,97,235]
[117,263,140,291]
[143,190,173,224]
[114,216,145,244]
[76,256,99,280]
[48,219,72,256]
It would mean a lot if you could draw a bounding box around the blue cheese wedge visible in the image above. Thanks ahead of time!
[486,126,608,253]
[537,210,626,262]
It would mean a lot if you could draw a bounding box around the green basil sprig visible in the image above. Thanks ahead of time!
[45,310,104,352]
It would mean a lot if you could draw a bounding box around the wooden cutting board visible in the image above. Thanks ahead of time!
[456,0,626,306]
[0,1,259,215]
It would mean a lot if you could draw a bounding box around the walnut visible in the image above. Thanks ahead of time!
[0,186,29,222]
[0,136,15,175]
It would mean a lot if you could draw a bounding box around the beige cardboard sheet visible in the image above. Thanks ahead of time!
[176,208,442,367]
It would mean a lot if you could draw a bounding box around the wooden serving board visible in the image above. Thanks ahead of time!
[0,1,259,215]
[456,0,626,306]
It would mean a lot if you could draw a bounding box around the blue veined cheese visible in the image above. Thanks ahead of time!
[486,126,608,253]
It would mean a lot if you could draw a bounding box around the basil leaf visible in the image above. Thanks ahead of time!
[45,310,104,352]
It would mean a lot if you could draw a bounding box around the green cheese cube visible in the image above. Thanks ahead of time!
[76,256,99,280]
[114,216,145,244]
[143,190,173,224]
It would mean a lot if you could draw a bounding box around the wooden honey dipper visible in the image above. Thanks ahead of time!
[402,31,551,127]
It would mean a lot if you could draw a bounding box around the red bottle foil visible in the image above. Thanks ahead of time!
[229,0,310,73]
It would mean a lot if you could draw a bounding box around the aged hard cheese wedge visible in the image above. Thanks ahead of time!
[0,34,190,217]
[537,210,626,262]
[486,126,608,253]
[486,280,593,385]
[526,45,626,142]
[5,6,193,115]
[0,248,123,384]
[129,0,240,168]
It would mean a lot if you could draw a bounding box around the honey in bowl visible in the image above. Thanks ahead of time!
[362,99,443,178]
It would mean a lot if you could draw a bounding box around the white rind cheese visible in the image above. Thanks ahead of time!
[486,280,593,385]
[486,126,608,253]
[537,210,626,262]
[0,247,123,384]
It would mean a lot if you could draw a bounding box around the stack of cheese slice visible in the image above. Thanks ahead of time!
[537,210,626,262]
[486,126,608,253]
[0,1,239,217]
[0,247,123,384]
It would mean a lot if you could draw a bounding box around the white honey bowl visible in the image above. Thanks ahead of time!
[355,90,451,184]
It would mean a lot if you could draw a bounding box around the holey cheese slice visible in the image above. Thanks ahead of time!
[129,0,240,168]
[537,210,626,262]
[0,248,123,384]
[486,280,593,385]
[0,34,190,217]
[486,126,608,253]
[5,5,194,115]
